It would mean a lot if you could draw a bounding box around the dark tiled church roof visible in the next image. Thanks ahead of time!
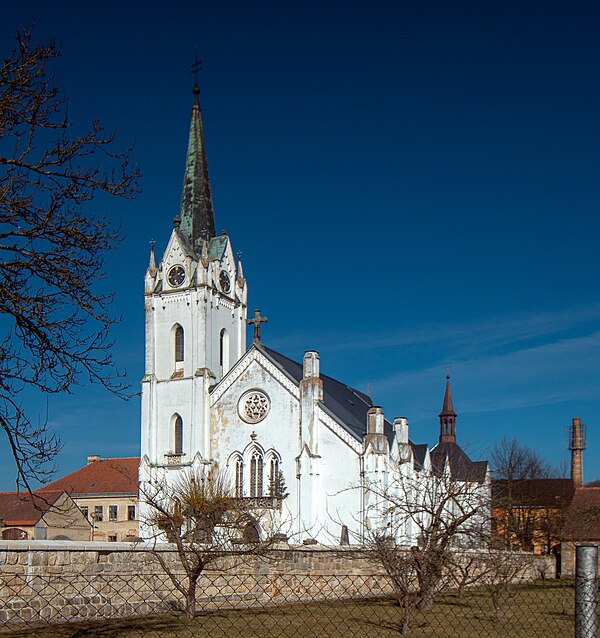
[260,346,423,462]
[429,441,488,483]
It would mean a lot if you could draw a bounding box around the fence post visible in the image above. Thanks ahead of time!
[575,544,598,638]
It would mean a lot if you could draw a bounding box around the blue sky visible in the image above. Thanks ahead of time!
[2,0,599,488]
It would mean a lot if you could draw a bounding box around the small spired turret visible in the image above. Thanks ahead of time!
[439,374,457,444]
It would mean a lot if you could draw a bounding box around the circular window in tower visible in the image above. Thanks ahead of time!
[238,390,270,424]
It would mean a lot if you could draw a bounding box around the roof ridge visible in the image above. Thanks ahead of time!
[262,344,372,404]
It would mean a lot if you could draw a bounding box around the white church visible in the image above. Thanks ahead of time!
[139,83,488,544]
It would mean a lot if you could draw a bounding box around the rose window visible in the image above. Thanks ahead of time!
[239,391,270,423]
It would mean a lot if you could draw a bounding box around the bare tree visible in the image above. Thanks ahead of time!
[490,437,556,482]
[446,551,491,599]
[368,535,419,636]
[0,28,139,490]
[490,438,568,552]
[363,466,489,616]
[478,549,533,620]
[141,466,282,618]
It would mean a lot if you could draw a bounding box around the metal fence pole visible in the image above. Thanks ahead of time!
[575,544,598,638]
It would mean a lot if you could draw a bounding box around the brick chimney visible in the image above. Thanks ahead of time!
[569,417,585,488]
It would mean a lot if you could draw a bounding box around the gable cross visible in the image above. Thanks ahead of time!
[248,309,268,343]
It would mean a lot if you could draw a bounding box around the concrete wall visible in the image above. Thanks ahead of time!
[0,541,553,626]
[560,541,599,578]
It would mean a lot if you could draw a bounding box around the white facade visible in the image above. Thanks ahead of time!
[139,88,489,545]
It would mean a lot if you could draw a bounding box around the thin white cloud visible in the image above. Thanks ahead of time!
[270,303,600,357]
[373,329,600,415]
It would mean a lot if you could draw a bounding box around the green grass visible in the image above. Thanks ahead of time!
[2,580,575,638]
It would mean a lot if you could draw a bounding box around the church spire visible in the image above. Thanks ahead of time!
[438,374,457,444]
[178,77,216,254]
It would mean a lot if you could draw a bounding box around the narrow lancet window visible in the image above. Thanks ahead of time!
[174,415,183,454]
[269,457,279,497]
[235,458,244,497]
[250,452,263,497]
[175,325,184,363]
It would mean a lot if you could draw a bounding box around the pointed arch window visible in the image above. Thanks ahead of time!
[175,325,184,363]
[250,451,263,497]
[269,457,280,497]
[174,414,183,455]
[235,457,244,498]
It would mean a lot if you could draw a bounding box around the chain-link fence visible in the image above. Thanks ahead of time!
[0,570,585,637]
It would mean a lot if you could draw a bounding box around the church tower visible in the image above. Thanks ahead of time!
[140,83,248,468]
[438,374,457,443]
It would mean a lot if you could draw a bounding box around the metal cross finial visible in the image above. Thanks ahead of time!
[248,309,268,343]
[191,55,203,86]
[444,363,452,381]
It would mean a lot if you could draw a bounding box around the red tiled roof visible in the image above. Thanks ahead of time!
[0,491,64,526]
[562,487,600,541]
[40,457,140,496]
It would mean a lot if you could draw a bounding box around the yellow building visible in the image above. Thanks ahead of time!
[491,478,574,555]
[43,456,139,542]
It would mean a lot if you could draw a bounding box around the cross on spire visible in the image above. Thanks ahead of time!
[248,309,268,343]
[191,55,202,86]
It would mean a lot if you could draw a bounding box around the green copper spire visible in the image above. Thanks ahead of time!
[179,83,216,253]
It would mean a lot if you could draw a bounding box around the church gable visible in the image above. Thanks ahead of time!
[209,348,300,500]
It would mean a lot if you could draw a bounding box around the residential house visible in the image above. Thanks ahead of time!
[42,456,139,542]
[0,491,90,541]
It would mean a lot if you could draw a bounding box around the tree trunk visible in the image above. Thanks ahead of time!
[401,613,410,636]
[186,578,198,618]
[492,593,503,621]
[415,569,435,610]
[417,586,435,611]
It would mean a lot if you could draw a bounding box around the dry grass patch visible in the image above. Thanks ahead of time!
[2,580,574,638]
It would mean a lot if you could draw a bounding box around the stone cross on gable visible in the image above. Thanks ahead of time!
[248,309,268,343]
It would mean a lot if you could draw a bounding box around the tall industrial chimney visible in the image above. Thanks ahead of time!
[568,417,586,488]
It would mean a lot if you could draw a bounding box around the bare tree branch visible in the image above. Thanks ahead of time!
[0,27,140,491]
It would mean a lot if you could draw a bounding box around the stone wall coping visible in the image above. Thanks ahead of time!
[0,540,362,553]
[0,540,553,564]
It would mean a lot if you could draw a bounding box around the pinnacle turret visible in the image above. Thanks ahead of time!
[439,374,457,443]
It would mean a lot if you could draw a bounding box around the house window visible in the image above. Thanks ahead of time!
[94,506,103,522]
[269,457,279,496]
[250,452,263,497]
[127,505,136,521]
[235,458,244,497]
[108,535,117,542]
[174,415,183,454]
[109,505,118,522]
[175,325,184,362]
[81,506,88,519]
